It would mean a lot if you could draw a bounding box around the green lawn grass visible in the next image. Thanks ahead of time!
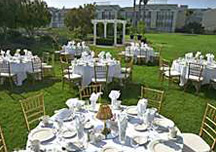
[0,33,216,151]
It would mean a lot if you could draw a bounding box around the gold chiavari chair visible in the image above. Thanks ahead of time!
[27,57,43,84]
[0,125,7,152]
[42,53,55,77]
[20,93,45,131]
[141,87,164,113]
[184,63,203,94]
[0,61,17,89]
[61,62,82,90]
[182,103,216,152]
[60,54,74,64]
[121,57,134,77]
[137,49,147,65]
[92,64,109,85]
[79,84,102,101]
[159,58,170,81]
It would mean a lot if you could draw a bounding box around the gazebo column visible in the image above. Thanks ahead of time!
[93,22,97,45]
[114,22,117,46]
[122,23,126,44]
[104,22,107,38]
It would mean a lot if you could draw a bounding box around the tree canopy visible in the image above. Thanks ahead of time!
[64,4,95,38]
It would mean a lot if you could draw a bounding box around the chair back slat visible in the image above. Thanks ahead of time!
[141,87,164,112]
[199,104,216,150]
[94,64,109,82]
[0,61,11,75]
[80,84,102,100]
[20,93,45,131]
[0,125,7,152]
[188,63,203,78]
[42,52,50,64]
[32,57,42,72]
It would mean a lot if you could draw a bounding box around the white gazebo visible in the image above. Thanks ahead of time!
[91,19,127,46]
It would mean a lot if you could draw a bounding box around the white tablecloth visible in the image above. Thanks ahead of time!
[125,47,156,63]
[73,62,121,86]
[26,105,183,152]
[171,60,216,86]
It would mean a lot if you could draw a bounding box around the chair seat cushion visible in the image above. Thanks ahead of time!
[64,74,81,80]
[42,63,47,66]
[182,133,210,152]
[42,65,53,69]
[0,72,16,77]
[164,70,180,77]
[115,73,130,79]
[91,78,107,83]
[28,69,42,74]
[121,67,131,73]
[137,55,146,58]
[188,75,203,82]
[160,67,170,71]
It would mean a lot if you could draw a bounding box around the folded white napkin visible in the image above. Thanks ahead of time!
[77,42,81,47]
[105,52,112,60]
[98,51,105,59]
[137,98,148,117]
[109,90,121,108]
[90,92,102,110]
[66,98,85,109]
[23,49,28,56]
[6,50,11,58]
[195,52,201,58]
[0,50,5,56]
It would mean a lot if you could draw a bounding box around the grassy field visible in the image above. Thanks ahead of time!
[0,33,216,151]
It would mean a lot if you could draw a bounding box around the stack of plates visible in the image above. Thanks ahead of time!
[101,146,119,152]
[149,140,179,152]
[126,106,137,115]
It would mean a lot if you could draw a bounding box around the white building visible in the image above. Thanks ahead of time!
[202,9,216,33]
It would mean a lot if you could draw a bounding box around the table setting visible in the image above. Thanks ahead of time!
[123,42,156,63]
[24,91,183,152]
[171,52,216,86]
[71,51,121,86]
[60,41,90,56]
[0,49,39,86]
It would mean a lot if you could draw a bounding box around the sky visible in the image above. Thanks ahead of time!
[44,0,216,9]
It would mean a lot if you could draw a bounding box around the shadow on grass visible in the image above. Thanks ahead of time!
[0,78,61,100]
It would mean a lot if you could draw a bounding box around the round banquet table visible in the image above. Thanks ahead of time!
[0,59,33,86]
[171,60,216,86]
[125,47,156,63]
[26,104,183,152]
[73,61,121,87]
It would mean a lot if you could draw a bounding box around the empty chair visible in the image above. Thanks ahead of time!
[137,49,147,65]
[20,93,45,131]
[42,52,55,77]
[92,64,109,85]
[27,57,43,84]
[61,63,82,90]
[79,84,102,100]
[140,87,164,113]
[184,63,203,94]
[182,103,216,152]
[0,124,7,152]
[0,61,17,89]
[159,58,170,81]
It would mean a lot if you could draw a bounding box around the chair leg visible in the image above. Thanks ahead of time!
[195,83,201,94]
[9,77,13,90]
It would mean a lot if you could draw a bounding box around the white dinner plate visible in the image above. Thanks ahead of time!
[62,130,77,138]
[149,140,177,152]
[84,122,93,130]
[133,136,148,145]
[154,118,174,128]
[29,128,55,142]
[126,106,137,115]
[134,124,148,131]
[101,146,119,152]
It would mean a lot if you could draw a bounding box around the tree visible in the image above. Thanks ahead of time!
[19,0,51,36]
[183,22,204,34]
[0,0,21,39]
[64,4,95,37]
[137,21,145,36]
